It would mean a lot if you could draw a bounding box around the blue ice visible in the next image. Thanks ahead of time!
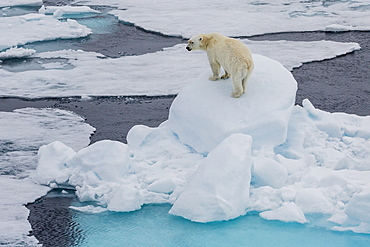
[72,204,370,247]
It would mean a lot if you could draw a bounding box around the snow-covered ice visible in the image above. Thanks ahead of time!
[169,133,253,222]
[0,108,95,177]
[0,177,49,246]
[165,54,297,153]
[0,0,42,8]
[0,107,94,246]
[0,13,91,51]
[0,40,359,98]
[0,47,35,60]
[33,54,370,233]
[107,0,370,37]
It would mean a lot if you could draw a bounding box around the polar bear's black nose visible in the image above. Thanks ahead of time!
[186,46,191,51]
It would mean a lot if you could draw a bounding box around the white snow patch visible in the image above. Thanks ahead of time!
[107,0,370,37]
[0,13,91,51]
[0,176,49,246]
[260,202,307,224]
[169,134,253,222]
[0,47,36,59]
[69,205,108,214]
[0,0,42,8]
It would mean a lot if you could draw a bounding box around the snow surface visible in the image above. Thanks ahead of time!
[169,133,253,222]
[166,54,297,153]
[0,0,42,8]
[0,108,95,246]
[0,177,49,246]
[0,40,359,98]
[0,13,91,51]
[0,47,35,60]
[33,55,370,233]
[106,0,370,37]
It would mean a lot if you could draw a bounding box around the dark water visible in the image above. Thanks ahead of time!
[25,189,83,247]
[20,3,184,57]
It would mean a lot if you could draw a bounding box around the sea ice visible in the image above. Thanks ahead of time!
[0,47,35,60]
[68,140,130,183]
[38,5,101,19]
[0,13,91,51]
[259,202,307,224]
[169,133,253,222]
[0,108,95,178]
[0,0,42,8]
[0,176,49,246]
[0,40,359,98]
[32,54,370,233]
[165,54,297,153]
[107,0,370,37]
[252,157,288,189]
[0,107,94,246]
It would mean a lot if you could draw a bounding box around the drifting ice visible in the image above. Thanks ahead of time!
[33,54,370,233]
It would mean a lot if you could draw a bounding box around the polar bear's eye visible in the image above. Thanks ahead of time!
[191,41,194,44]
[199,37,202,41]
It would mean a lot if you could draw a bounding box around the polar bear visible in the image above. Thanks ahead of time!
[186,33,254,98]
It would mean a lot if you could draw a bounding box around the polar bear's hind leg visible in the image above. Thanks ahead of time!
[242,68,253,93]
[231,73,244,98]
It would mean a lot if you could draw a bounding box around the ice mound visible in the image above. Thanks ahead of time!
[33,54,370,233]
[169,134,253,222]
[0,47,36,60]
[166,54,297,154]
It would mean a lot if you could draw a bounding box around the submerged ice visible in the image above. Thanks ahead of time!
[33,54,370,233]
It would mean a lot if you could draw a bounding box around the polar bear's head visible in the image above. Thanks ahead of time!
[186,35,204,51]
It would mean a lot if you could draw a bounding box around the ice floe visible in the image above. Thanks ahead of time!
[0,107,95,246]
[0,0,42,8]
[0,47,35,60]
[0,40,360,98]
[32,55,370,233]
[106,0,370,37]
[0,13,91,51]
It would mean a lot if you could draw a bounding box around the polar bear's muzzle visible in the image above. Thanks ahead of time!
[186,46,192,51]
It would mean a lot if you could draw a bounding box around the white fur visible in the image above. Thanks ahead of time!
[186,33,254,98]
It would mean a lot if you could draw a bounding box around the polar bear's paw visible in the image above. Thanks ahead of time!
[231,90,243,98]
[209,75,220,81]
[221,74,230,80]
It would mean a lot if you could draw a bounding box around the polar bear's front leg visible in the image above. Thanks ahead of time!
[209,62,220,81]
